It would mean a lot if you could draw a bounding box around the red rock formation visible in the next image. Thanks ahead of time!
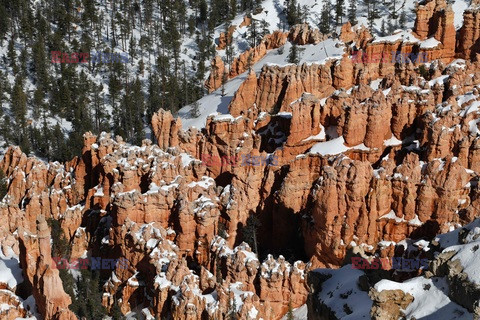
[229,70,258,117]
[288,24,326,45]
[457,6,480,59]
[217,25,237,50]
[151,109,182,149]
[239,16,251,28]
[19,215,77,320]
[3,2,480,320]
[205,56,226,93]
[206,31,291,92]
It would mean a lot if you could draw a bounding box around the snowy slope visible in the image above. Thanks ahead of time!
[177,39,345,129]
[311,265,373,319]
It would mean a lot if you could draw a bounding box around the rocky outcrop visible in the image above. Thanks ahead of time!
[288,24,326,45]
[412,0,455,60]
[0,291,28,319]
[369,289,414,320]
[457,5,480,59]
[229,70,258,117]
[151,109,182,149]
[18,216,77,320]
[427,224,480,312]
[217,25,237,50]
[413,0,448,39]
[229,31,288,79]
[239,15,251,28]
[205,56,226,93]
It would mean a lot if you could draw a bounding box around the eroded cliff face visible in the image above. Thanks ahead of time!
[4,0,480,319]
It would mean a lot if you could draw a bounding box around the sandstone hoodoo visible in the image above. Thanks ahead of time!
[2,0,480,319]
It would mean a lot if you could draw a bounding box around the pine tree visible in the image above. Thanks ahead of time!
[388,0,399,25]
[0,0,8,40]
[0,169,8,200]
[335,0,345,26]
[11,76,27,130]
[320,2,331,34]
[221,71,228,97]
[399,10,406,29]
[288,43,300,64]
[51,124,69,162]
[242,215,261,254]
[190,101,200,118]
[130,77,145,145]
[110,300,125,319]
[248,18,259,48]
[216,256,223,284]
[229,0,237,20]
[364,0,380,32]
[286,0,299,26]
[380,19,386,36]
[301,5,309,23]
[32,34,49,88]
[286,300,295,320]
[348,0,357,25]
[260,19,270,38]
[7,36,17,74]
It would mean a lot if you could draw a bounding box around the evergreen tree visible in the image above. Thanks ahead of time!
[399,9,406,29]
[216,258,223,284]
[380,19,386,36]
[248,18,259,48]
[388,0,399,26]
[0,169,8,200]
[199,0,208,23]
[286,0,299,26]
[110,300,125,319]
[300,5,309,23]
[229,0,237,20]
[287,43,300,64]
[190,101,200,118]
[225,25,236,66]
[0,0,9,40]
[320,1,332,34]
[364,0,380,32]
[335,0,345,26]
[260,19,270,38]
[51,124,69,162]
[348,0,357,25]
[47,218,71,258]
[221,70,228,97]
[286,300,295,320]
[242,215,261,254]
[130,77,145,145]
[11,76,28,138]
[32,34,49,88]
[7,36,17,74]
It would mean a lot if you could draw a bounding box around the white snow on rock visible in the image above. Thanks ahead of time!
[188,176,216,189]
[374,277,471,319]
[384,135,403,146]
[419,37,441,49]
[372,30,420,44]
[308,136,370,156]
[0,250,23,291]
